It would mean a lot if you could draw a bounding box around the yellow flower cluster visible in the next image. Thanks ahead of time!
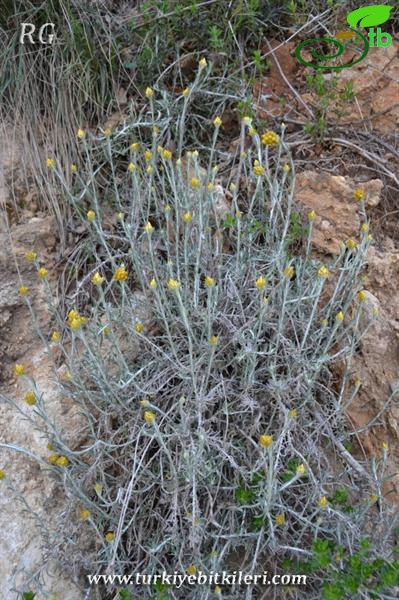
[49,454,69,467]
[253,161,264,177]
[24,391,36,406]
[259,434,273,448]
[283,266,294,279]
[261,131,280,146]
[204,276,215,288]
[91,272,105,285]
[14,363,25,376]
[25,251,38,263]
[113,266,129,282]
[87,210,96,221]
[353,188,365,201]
[67,309,88,331]
[255,276,267,290]
[318,265,329,278]
[18,286,29,296]
[144,410,155,424]
[167,278,180,291]
[190,177,201,189]
[38,267,48,280]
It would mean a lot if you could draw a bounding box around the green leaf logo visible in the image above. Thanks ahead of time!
[347,4,393,28]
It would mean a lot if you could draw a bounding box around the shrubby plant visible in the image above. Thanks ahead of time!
[2,64,398,599]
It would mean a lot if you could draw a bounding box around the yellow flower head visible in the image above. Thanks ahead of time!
[204,275,215,288]
[296,463,306,476]
[283,266,295,280]
[94,482,103,494]
[49,454,59,465]
[144,150,153,162]
[162,149,172,160]
[318,265,330,279]
[80,509,90,521]
[346,239,358,250]
[308,210,316,221]
[255,276,267,290]
[105,531,115,542]
[198,57,207,69]
[259,434,273,448]
[183,211,193,223]
[335,311,344,323]
[182,87,190,97]
[381,441,389,452]
[318,496,329,509]
[134,322,144,333]
[354,378,361,388]
[87,210,96,221]
[0,469,5,480]
[167,278,180,291]
[71,163,78,173]
[357,290,367,302]
[144,410,155,424]
[213,116,222,128]
[77,128,86,140]
[283,163,290,173]
[248,127,257,137]
[243,116,252,125]
[14,363,25,376]
[51,330,61,342]
[91,272,105,285]
[288,408,297,418]
[103,127,112,137]
[354,188,365,202]
[25,251,37,263]
[146,165,153,174]
[187,564,197,575]
[130,142,139,151]
[128,162,137,172]
[209,335,219,346]
[275,513,286,526]
[46,158,55,169]
[113,266,129,282]
[18,286,29,296]
[207,182,215,191]
[190,177,201,189]
[145,86,154,98]
[361,223,369,234]
[236,210,243,218]
[38,267,48,280]
[67,309,79,322]
[253,164,264,177]
[149,278,157,289]
[55,455,69,467]
[144,222,154,234]
[214,586,222,595]
[261,131,280,147]
[24,391,36,406]
[69,317,83,331]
